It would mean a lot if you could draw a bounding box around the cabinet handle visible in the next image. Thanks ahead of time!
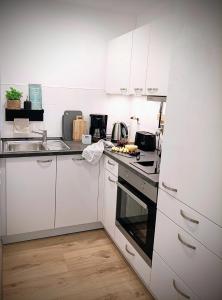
[180,210,199,224]
[108,176,117,183]
[134,88,143,91]
[120,88,127,93]
[37,159,52,163]
[107,160,115,166]
[173,280,190,299]
[178,233,196,250]
[125,244,135,256]
[162,182,178,193]
[72,157,85,161]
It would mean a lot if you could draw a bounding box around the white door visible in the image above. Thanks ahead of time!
[129,24,150,96]
[55,155,99,228]
[159,5,222,226]
[146,13,180,96]
[6,156,56,235]
[105,31,133,95]
[103,169,117,239]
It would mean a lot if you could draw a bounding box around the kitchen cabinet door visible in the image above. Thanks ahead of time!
[145,14,180,96]
[103,169,117,240]
[154,211,222,300]
[159,6,222,226]
[55,155,99,228]
[6,156,56,235]
[105,31,133,95]
[151,251,200,300]
[129,24,150,96]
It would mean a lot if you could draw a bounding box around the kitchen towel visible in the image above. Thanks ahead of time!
[82,140,113,164]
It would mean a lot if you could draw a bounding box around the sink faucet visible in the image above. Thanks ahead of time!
[32,129,47,144]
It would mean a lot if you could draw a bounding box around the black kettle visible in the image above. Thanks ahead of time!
[111,122,128,142]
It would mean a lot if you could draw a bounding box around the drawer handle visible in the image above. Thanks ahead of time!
[72,157,85,161]
[108,176,117,183]
[178,233,196,250]
[180,210,199,224]
[107,160,115,166]
[37,159,52,163]
[125,244,135,256]
[162,182,178,193]
[173,280,190,299]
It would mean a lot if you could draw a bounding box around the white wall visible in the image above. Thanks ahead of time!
[0,0,166,139]
[0,0,138,137]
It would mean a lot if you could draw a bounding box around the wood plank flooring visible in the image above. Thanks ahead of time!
[3,229,154,300]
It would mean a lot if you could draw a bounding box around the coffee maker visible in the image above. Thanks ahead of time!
[89,114,108,142]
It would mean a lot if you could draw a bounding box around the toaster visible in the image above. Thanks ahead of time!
[135,131,156,151]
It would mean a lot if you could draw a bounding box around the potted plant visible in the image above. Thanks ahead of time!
[5,87,23,109]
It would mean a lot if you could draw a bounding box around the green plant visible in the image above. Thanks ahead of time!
[5,87,23,101]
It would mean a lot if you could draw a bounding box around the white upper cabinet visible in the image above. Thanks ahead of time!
[145,14,180,96]
[129,24,150,96]
[105,14,179,96]
[159,6,222,226]
[105,31,133,95]
[55,155,99,228]
[6,156,56,235]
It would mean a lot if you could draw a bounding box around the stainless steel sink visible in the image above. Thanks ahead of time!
[3,139,70,153]
[4,140,47,152]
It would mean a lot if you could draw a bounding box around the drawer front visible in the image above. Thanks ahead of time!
[154,211,222,300]
[104,156,118,177]
[158,189,222,259]
[151,251,199,300]
[115,226,151,288]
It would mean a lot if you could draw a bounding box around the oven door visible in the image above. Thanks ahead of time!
[116,180,156,266]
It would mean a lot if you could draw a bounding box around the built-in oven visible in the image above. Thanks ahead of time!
[116,165,157,267]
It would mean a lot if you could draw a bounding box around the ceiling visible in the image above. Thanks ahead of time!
[61,0,164,16]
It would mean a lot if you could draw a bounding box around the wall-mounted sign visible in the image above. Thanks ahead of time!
[29,84,42,110]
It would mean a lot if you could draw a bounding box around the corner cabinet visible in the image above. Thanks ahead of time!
[105,31,133,95]
[55,155,99,228]
[6,156,56,235]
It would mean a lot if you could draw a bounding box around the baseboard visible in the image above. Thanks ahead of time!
[2,222,103,244]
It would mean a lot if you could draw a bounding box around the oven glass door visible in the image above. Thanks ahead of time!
[116,181,156,262]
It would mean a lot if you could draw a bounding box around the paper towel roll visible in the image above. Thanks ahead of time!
[129,117,139,143]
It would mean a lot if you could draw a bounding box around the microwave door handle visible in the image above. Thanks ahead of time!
[117,182,147,210]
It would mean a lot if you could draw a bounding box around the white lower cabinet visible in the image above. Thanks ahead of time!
[55,155,99,228]
[154,210,222,300]
[151,251,199,300]
[103,169,117,240]
[158,189,222,259]
[6,156,56,235]
[115,226,151,289]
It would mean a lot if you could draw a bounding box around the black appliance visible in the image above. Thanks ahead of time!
[89,114,108,142]
[116,165,157,266]
[135,131,156,151]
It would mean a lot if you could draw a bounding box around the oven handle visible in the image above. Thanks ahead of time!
[117,182,147,210]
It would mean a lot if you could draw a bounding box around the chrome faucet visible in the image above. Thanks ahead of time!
[32,129,47,144]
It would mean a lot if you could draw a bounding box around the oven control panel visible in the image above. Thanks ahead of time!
[118,165,157,203]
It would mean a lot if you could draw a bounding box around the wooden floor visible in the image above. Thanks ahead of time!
[3,229,154,300]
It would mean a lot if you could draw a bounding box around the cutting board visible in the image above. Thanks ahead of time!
[62,110,82,140]
[73,115,87,141]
